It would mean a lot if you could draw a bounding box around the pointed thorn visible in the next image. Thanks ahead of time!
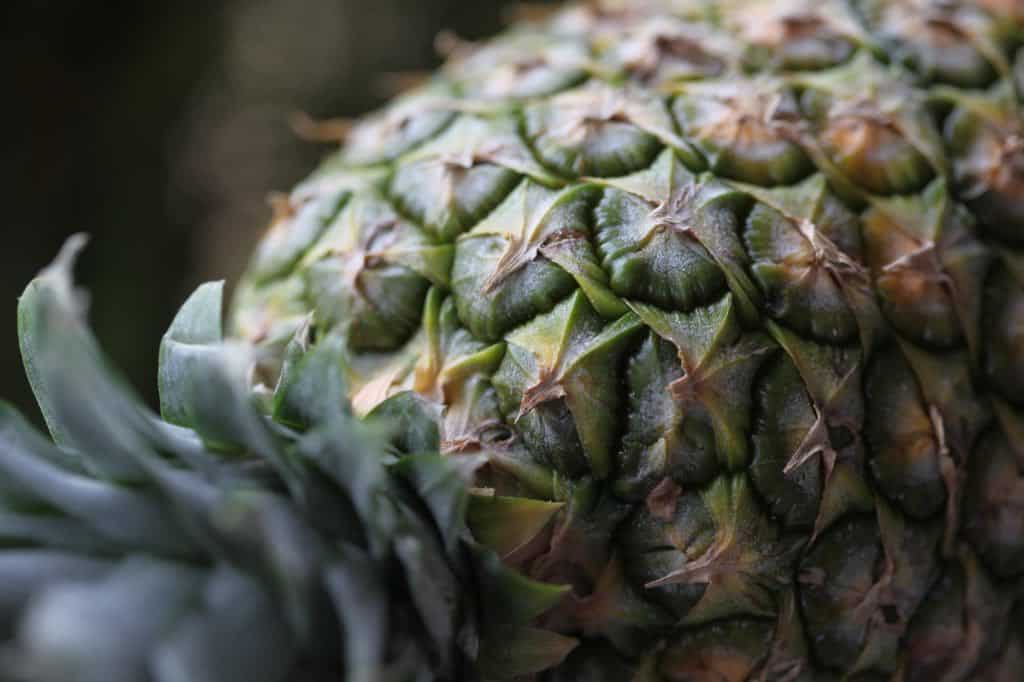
[783,408,833,476]
[646,478,682,522]
[266,192,295,224]
[517,373,566,421]
[435,29,472,58]
[931,405,962,558]
[667,372,701,408]
[289,111,352,144]
[645,536,739,588]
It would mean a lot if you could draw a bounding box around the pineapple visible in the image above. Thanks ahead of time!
[233,0,1024,678]
[3,1,1024,681]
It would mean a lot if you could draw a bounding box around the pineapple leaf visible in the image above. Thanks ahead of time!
[159,280,226,428]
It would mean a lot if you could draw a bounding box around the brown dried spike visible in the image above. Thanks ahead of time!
[646,478,683,522]
[265,192,296,225]
[288,111,353,144]
[517,367,568,421]
[931,406,963,558]
[645,531,745,588]
[435,29,474,59]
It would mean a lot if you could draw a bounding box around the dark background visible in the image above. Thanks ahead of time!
[1,0,555,423]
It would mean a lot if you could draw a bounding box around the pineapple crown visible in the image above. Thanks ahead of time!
[0,237,573,682]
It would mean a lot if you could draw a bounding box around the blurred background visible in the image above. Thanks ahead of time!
[1,0,559,423]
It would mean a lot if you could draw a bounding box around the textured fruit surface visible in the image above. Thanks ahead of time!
[235,0,1024,680]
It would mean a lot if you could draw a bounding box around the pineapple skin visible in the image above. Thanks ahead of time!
[235,1,1024,681]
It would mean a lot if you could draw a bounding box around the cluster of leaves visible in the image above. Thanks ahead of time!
[0,237,573,682]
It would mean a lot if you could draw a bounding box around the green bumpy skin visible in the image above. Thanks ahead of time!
[231,0,1024,679]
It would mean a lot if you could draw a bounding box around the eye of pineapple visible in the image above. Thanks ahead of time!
[817,100,936,195]
[744,11,830,46]
[821,109,902,152]
[674,83,814,185]
[651,34,713,62]
[868,0,1000,87]
[696,94,785,144]
[448,33,589,100]
[778,13,827,37]
[616,24,726,84]
[912,14,970,46]
[524,82,669,177]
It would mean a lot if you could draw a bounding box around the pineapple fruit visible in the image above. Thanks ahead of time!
[3,0,1024,681]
